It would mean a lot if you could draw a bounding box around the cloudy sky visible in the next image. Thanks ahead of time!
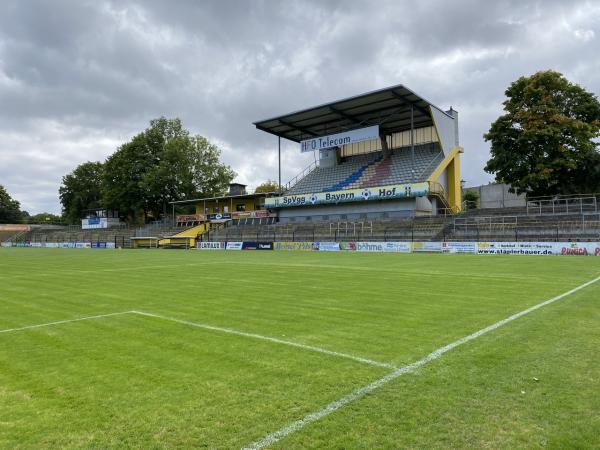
[1,0,599,214]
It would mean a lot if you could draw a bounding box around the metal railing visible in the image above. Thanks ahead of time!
[283,160,318,191]
[526,194,599,216]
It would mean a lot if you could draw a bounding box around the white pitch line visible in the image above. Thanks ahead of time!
[130,310,395,369]
[0,311,132,334]
[243,274,600,450]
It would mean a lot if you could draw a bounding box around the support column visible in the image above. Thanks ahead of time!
[278,136,282,194]
[410,104,415,181]
[447,152,462,212]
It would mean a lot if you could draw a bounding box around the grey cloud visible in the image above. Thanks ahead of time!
[0,0,599,213]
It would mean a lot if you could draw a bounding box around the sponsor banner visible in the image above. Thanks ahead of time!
[231,210,269,219]
[208,213,232,221]
[91,242,108,249]
[413,242,442,253]
[356,241,412,253]
[176,214,205,222]
[300,125,379,153]
[30,242,42,247]
[0,242,12,247]
[106,242,116,249]
[197,241,225,250]
[241,242,274,250]
[477,241,600,256]
[315,242,340,252]
[82,217,108,229]
[0,224,29,232]
[477,241,557,256]
[264,182,428,209]
[558,242,600,256]
[340,242,357,251]
[442,242,477,254]
[45,242,59,248]
[226,241,243,250]
[274,241,313,251]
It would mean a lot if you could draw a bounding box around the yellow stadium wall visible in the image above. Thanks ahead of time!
[195,198,265,215]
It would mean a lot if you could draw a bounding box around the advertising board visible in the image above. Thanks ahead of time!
[441,242,477,254]
[315,242,340,252]
[207,213,232,221]
[274,242,314,251]
[241,242,274,250]
[226,242,243,250]
[412,242,442,253]
[197,241,225,250]
[264,182,429,209]
[558,242,600,256]
[356,242,412,253]
[82,217,108,229]
[300,125,379,153]
[477,242,557,255]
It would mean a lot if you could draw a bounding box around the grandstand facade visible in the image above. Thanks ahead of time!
[254,84,463,221]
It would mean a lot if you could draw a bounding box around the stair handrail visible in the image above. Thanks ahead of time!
[416,150,445,182]
[284,160,318,191]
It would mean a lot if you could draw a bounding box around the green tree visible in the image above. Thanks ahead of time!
[254,180,280,193]
[102,118,235,222]
[59,161,104,224]
[484,70,600,196]
[0,185,23,223]
[463,190,479,210]
[26,212,63,224]
[188,136,235,198]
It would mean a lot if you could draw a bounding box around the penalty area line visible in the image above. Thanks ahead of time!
[242,274,600,450]
[130,310,395,370]
[0,311,133,334]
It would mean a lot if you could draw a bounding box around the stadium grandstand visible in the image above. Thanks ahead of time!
[254,84,462,221]
[3,84,600,249]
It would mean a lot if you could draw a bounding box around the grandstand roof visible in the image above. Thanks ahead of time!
[253,84,453,142]
[169,191,277,206]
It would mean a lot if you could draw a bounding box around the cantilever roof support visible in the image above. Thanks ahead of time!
[410,104,415,182]
[278,119,318,138]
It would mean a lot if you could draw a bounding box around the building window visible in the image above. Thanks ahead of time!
[236,204,246,212]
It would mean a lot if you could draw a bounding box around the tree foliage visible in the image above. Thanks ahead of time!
[484,70,600,196]
[0,185,23,223]
[102,118,235,222]
[59,161,104,224]
[26,212,63,224]
[254,180,280,193]
[463,190,479,210]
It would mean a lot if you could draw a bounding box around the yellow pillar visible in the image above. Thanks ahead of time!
[447,152,462,213]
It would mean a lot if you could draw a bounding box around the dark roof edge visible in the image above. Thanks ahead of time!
[252,83,453,126]
[169,191,278,205]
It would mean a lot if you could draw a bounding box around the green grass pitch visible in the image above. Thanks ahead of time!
[1,248,599,449]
